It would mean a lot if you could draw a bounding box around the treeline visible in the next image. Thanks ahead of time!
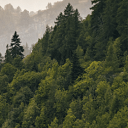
[0,0,128,128]
[0,0,91,55]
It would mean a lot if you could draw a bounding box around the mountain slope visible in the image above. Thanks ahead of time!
[0,0,91,55]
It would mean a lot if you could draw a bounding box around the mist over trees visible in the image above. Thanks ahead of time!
[0,0,91,55]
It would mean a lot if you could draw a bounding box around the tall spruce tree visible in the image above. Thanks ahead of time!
[49,3,81,65]
[10,31,24,59]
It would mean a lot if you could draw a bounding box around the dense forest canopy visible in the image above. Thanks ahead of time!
[0,0,128,128]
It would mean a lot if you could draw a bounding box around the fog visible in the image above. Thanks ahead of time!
[0,0,91,56]
[0,0,63,12]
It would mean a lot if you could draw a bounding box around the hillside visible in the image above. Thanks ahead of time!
[0,0,128,128]
[0,0,91,55]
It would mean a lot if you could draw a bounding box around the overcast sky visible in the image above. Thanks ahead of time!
[0,0,63,12]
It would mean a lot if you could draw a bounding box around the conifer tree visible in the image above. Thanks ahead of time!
[105,39,119,72]
[5,44,12,63]
[10,31,24,59]
[42,25,51,55]
[116,0,128,52]
[55,12,64,26]
[64,3,74,17]
[50,3,81,65]
[71,52,83,83]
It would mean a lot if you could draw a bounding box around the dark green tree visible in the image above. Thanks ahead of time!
[5,44,12,64]
[49,3,80,65]
[42,25,51,55]
[116,0,128,53]
[64,3,74,17]
[71,53,83,83]
[90,0,121,61]
[54,12,64,26]
[10,31,24,59]
[1,63,17,83]
[12,55,24,70]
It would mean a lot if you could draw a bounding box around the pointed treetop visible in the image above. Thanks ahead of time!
[11,31,21,45]
[55,12,64,26]
[10,31,24,59]
[64,3,74,17]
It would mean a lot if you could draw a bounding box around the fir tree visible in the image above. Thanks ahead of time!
[10,31,24,59]
[71,52,83,83]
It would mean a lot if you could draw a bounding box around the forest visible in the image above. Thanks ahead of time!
[0,0,128,127]
[0,0,91,55]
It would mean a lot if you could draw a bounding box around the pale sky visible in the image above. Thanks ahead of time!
[0,0,63,12]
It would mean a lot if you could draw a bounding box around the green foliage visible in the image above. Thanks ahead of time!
[1,1,128,128]
[71,53,83,83]
[22,98,39,128]
[108,106,128,128]
[54,89,70,123]
[0,73,8,94]
[13,86,33,107]
[57,58,72,90]
[82,95,97,123]
[2,103,24,128]
[116,0,128,52]
[1,63,17,83]
[63,108,76,128]
[12,55,24,69]
[35,106,48,128]
[48,117,58,128]
[0,95,8,127]
[124,55,128,72]
[49,3,81,64]
[85,61,103,81]
[10,71,43,92]
[4,44,13,64]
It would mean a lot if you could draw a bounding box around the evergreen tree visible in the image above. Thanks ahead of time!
[104,38,120,72]
[10,31,24,59]
[49,3,81,64]
[42,25,51,55]
[71,53,83,83]
[5,44,12,63]
[90,0,121,61]
[55,12,64,26]
[64,3,74,17]
[116,0,128,52]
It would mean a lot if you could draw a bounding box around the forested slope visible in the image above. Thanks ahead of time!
[0,0,128,128]
[0,0,91,55]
